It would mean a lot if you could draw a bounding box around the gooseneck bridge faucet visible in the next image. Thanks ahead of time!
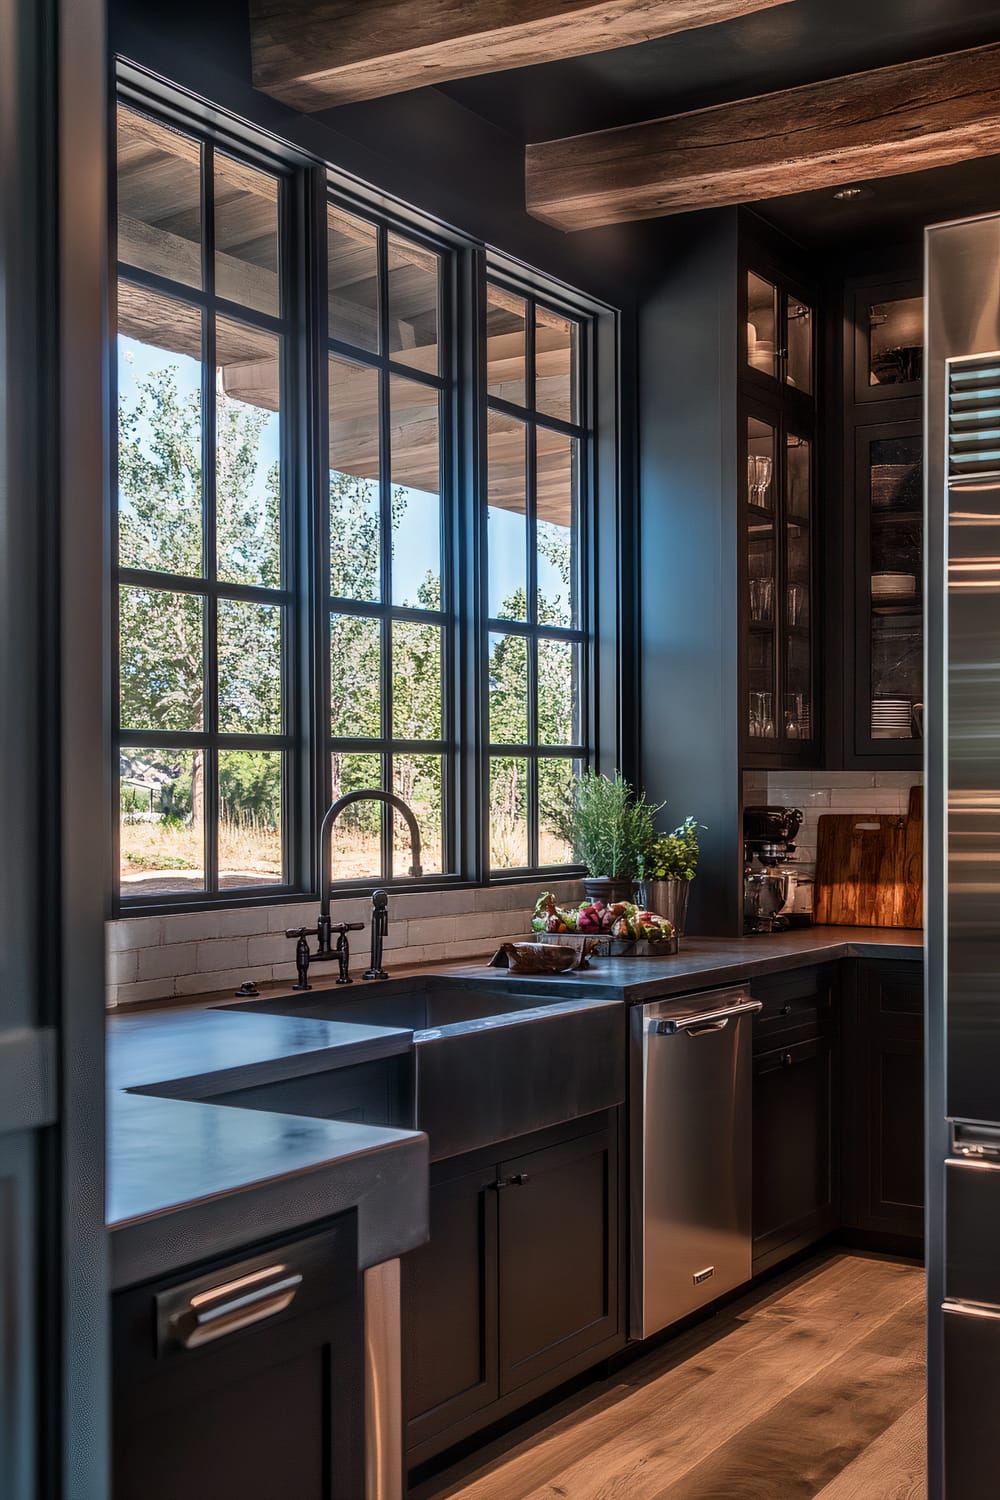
[285,789,423,988]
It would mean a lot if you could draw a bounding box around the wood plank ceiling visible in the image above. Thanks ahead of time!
[525,42,1000,230]
[248,0,793,110]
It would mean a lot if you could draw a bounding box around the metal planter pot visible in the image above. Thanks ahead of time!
[640,879,691,937]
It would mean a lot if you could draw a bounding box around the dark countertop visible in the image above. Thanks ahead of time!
[107,994,428,1291]
[411,925,924,1004]
[106,925,921,1288]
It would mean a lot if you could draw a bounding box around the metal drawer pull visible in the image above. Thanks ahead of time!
[653,1000,762,1035]
[170,1264,303,1349]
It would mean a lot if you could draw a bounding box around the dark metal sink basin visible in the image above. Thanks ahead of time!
[225,984,626,1159]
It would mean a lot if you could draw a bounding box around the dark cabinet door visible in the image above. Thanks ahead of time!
[752,1034,836,1269]
[113,1220,364,1500]
[843,959,924,1241]
[498,1125,619,1397]
[401,1157,499,1449]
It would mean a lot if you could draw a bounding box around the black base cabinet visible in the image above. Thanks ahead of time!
[750,966,838,1273]
[842,958,925,1244]
[402,1111,623,1470]
[112,1216,365,1500]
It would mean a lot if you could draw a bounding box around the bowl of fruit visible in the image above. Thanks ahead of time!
[531,892,678,957]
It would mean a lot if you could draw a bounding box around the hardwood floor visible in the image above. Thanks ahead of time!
[414,1254,926,1500]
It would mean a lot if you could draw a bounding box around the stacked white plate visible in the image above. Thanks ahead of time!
[871,572,917,600]
[871,697,912,738]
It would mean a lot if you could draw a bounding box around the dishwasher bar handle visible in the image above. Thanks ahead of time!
[651,999,762,1035]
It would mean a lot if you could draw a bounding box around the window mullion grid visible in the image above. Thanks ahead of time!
[377,223,393,880]
[524,304,540,867]
[201,140,220,894]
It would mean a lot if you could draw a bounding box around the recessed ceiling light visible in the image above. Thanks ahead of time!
[833,186,867,201]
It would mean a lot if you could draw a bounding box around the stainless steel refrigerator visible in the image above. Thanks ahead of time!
[927,211,1000,1500]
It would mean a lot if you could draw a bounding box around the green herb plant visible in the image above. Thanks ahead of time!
[571,770,664,880]
[638,817,705,883]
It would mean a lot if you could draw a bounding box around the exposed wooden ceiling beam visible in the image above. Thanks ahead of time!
[525,42,1000,231]
[249,0,794,111]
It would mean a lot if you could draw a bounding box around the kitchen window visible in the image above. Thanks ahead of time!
[485,281,589,871]
[112,81,611,913]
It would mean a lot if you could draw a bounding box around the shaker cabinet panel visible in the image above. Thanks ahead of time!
[401,1159,499,1446]
[752,1033,836,1270]
[842,960,925,1243]
[498,1126,619,1396]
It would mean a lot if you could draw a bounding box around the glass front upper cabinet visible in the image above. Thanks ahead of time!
[854,281,924,402]
[744,412,814,755]
[858,424,923,751]
[746,271,813,396]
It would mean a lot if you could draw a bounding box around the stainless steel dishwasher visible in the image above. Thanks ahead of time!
[630,985,761,1339]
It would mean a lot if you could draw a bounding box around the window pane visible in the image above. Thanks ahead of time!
[215,155,279,315]
[392,620,442,740]
[387,232,439,374]
[329,751,382,880]
[536,308,579,423]
[538,639,580,746]
[117,107,202,289]
[120,586,204,731]
[392,755,443,877]
[488,632,528,744]
[490,757,528,869]
[219,751,284,888]
[216,317,281,587]
[487,410,527,622]
[328,206,379,354]
[537,432,578,627]
[389,374,441,608]
[539,758,576,865]
[786,299,812,395]
[218,598,282,734]
[117,282,203,574]
[119,747,205,896]
[486,285,526,406]
[331,613,381,737]
[329,356,381,602]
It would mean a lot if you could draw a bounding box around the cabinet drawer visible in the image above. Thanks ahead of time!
[114,1217,357,1397]
[751,965,833,1047]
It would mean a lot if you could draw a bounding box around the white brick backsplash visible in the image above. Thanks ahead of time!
[116,978,178,1005]
[162,907,269,944]
[828,789,900,810]
[196,937,249,973]
[107,916,162,952]
[874,770,923,788]
[107,949,138,985]
[138,942,198,981]
[175,966,274,998]
[248,932,298,967]
[406,916,459,947]
[107,878,584,1006]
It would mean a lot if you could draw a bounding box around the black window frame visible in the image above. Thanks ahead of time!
[482,266,595,876]
[111,68,615,917]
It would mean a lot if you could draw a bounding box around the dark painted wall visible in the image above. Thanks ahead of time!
[635,212,743,935]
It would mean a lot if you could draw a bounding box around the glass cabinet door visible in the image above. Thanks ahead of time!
[854,283,923,402]
[746,270,813,395]
[860,425,923,749]
[746,415,777,743]
[783,431,812,742]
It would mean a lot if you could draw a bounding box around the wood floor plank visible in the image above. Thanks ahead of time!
[814,1398,927,1500]
[656,1295,925,1498]
[426,1256,925,1500]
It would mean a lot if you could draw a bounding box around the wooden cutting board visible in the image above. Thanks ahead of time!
[813,786,922,929]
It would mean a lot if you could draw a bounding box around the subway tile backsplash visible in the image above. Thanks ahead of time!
[745,769,923,866]
[105,879,584,1008]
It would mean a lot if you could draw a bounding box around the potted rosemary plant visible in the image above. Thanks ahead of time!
[637,817,704,937]
[571,770,662,905]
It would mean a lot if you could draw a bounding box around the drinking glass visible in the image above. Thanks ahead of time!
[750,576,774,623]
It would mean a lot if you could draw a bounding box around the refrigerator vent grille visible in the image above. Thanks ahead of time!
[949,356,1000,477]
